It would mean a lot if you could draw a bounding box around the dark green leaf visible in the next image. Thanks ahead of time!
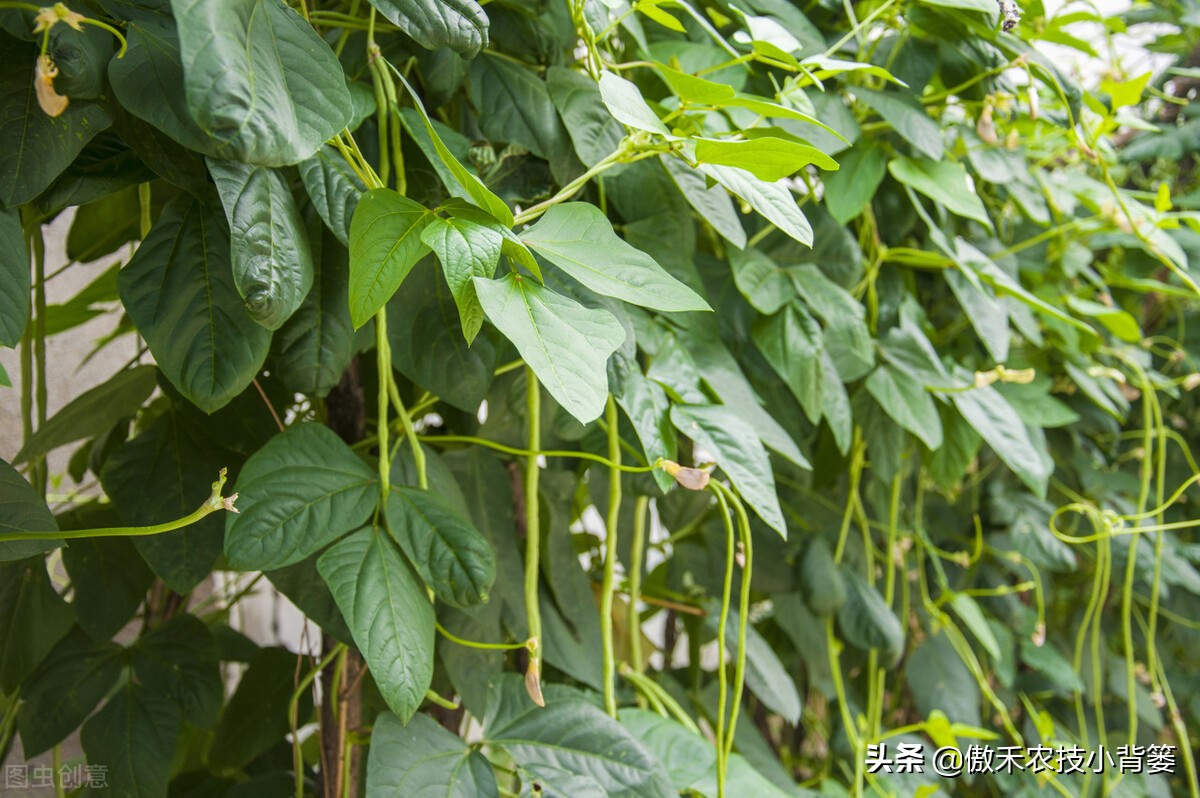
[0,460,63,562]
[385,487,496,608]
[118,195,271,413]
[225,423,378,571]
[366,711,499,797]
[208,158,314,329]
[0,208,28,347]
[548,66,625,168]
[706,604,802,724]
[474,274,626,424]
[889,157,991,228]
[906,631,981,726]
[865,365,943,450]
[17,627,123,756]
[61,537,153,640]
[470,55,568,160]
[598,71,669,135]
[172,0,353,165]
[0,558,73,692]
[80,682,181,797]
[837,569,904,665]
[483,674,676,798]
[854,88,943,160]
[699,165,812,246]
[130,614,222,727]
[661,156,746,249]
[421,215,502,343]
[15,366,156,464]
[318,527,435,722]
[823,143,886,224]
[208,646,310,770]
[348,187,434,327]
[753,303,823,424]
[951,384,1052,496]
[298,145,366,247]
[799,539,845,618]
[366,0,489,58]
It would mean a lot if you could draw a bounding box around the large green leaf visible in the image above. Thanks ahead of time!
[0,41,110,208]
[854,88,943,160]
[421,215,502,343]
[610,351,677,493]
[208,646,311,770]
[470,55,568,160]
[598,71,670,136]
[80,682,181,797]
[171,0,353,165]
[695,137,837,181]
[0,208,28,347]
[730,247,793,314]
[0,460,64,562]
[15,365,156,464]
[318,527,435,722]
[100,398,236,592]
[102,0,215,154]
[474,274,627,424]
[889,157,992,228]
[837,570,904,665]
[661,156,746,249]
[225,423,378,570]
[753,303,823,424]
[366,0,489,58]
[208,158,314,329]
[906,631,982,727]
[483,675,676,798]
[367,711,499,798]
[61,536,153,640]
[864,364,943,450]
[548,66,626,168]
[348,187,434,328]
[706,605,802,724]
[669,404,786,536]
[952,384,1052,496]
[823,142,886,224]
[297,145,367,247]
[130,614,222,728]
[699,165,812,246]
[0,558,74,693]
[273,229,356,398]
[17,627,123,756]
[521,203,710,312]
[385,487,497,608]
[118,195,271,413]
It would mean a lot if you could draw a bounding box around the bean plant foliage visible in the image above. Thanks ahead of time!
[2,0,1200,794]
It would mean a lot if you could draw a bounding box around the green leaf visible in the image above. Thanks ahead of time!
[470,55,569,160]
[1066,296,1142,342]
[0,40,111,208]
[949,594,1001,661]
[100,399,235,592]
[366,0,489,58]
[854,88,943,160]
[548,66,627,168]
[661,156,746,249]
[730,247,792,314]
[0,460,64,562]
[388,260,498,413]
[944,268,1010,362]
[15,366,156,464]
[1020,639,1084,693]
[610,352,677,493]
[385,487,497,608]
[367,711,499,798]
[474,274,626,424]
[0,208,28,347]
[753,303,823,424]
[799,539,845,617]
[208,646,312,770]
[670,404,786,536]
[80,682,181,797]
[837,569,904,665]
[865,365,943,450]
[906,631,981,727]
[298,145,367,247]
[0,558,74,692]
[823,143,887,224]
[348,187,434,328]
[130,614,222,728]
[889,158,992,228]
[225,423,378,570]
[699,165,812,246]
[618,709,714,792]
[266,551,353,644]
[208,158,314,329]
[61,536,153,640]
[951,384,1052,496]
[483,675,676,798]
[695,137,837,182]
[421,215,502,343]
[521,203,710,312]
[103,0,214,154]
[119,195,271,413]
[706,605,802,723]
[17,627,123,756]
[598,71,669,136]
[171,0,353,165]
[273,230,356,398]
[655,64,736,104]
[318,527,435,722]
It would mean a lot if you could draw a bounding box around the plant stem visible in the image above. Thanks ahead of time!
[711,486,736,798]
[435,621,527,651]
[388,379,428,490]
[601,396,621,718]
[523,368,544,706]
[417,434,660,472]
[292,644,348,798]
[628,495,649,681]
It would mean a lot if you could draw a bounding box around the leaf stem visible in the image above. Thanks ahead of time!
[417,434,661,473]
[388,379,428,490]
[435,622,528,651]
[523,368,544,706]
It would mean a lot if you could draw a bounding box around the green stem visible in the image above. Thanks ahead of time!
[376,309,392,499]
[523,369,544,706]
[601,396,621,718]
[32,222,46,495]
[513,146,650,225]
[435,621,527,651]
[628,495,649,681]
[711,486,736,798]
[424,689,459,710]
[712,482,751,765]
[0,469,237,542]
[389,380,427,490]
[417,434,660,472]
[292,644,348,798]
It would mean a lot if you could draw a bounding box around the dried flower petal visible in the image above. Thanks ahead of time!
[662,460,710,491]
[35,55,68,117]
